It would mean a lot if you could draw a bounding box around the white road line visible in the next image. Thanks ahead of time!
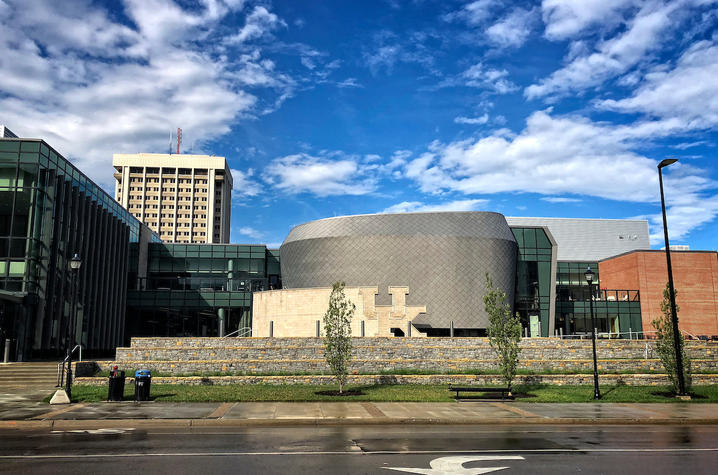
[2,448,718,459]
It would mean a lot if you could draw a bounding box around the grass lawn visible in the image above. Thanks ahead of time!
[62,383,718,404]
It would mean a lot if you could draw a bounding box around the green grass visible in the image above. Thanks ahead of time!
[61,383,718,404]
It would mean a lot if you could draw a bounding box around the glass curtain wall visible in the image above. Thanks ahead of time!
[125,243,281,340]
[555,261,642,338]
[512,227,553,337]
[0,138,152,359]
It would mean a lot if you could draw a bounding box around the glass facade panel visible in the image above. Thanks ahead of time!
[512,227,553,337]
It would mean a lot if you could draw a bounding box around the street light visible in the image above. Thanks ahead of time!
[584,266,601,400]
[66,253,82,400]
[657,158,687,396]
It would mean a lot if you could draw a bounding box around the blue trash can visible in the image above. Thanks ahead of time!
[134,369,152,401]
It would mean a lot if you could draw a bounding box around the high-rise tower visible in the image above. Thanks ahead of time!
[112,153,233,243]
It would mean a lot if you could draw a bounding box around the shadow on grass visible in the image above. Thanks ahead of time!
[650,390,707,400]
[314,389,366,396]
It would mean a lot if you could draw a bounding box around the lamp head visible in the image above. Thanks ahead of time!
[658,158,678,169]
[584,266,594,284]
[70,253,82,270]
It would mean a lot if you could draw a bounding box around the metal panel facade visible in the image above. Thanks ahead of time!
[506,217,650,262]
[280,212,518,330]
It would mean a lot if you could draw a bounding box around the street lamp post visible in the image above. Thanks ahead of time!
[584,266,601,400]
[657,158,687,396]
[66,253,82,400]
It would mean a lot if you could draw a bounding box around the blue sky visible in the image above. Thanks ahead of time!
[1,0,717,249]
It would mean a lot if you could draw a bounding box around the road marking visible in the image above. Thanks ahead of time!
[31,404,86,420]
[51,428,136,435]
[385,455,525,474]
[1,447,718,459]
[207,403,235,419]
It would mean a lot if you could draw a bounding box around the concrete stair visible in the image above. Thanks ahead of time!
[0,362,60,392]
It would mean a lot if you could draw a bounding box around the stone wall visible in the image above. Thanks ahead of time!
[109,337,718,376]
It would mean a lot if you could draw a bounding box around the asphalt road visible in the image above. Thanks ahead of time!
[1,424,717,474]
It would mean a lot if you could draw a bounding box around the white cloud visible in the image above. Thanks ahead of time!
[238,226,264,239]
[434,64,517,94]
[454,114,489,125]
[541,196,582,203]
[672,140,709,150]
[0,0,297,189]
[230,168,261,197]
[526,1,679,100]
[336,78,362,88]
[541,0,638,39]
[225,5,285,44]
[362,30,438,75]
[403,110,718,241]
[443,0,500,25]
[486,7,537,48]
[381,199,489,214]
[597,41,718,128]
[264,153,376,196]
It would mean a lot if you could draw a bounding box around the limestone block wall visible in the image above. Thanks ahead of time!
[252,286,427,337]
[110,337,718,375]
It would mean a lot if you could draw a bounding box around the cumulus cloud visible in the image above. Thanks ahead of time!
[230,168,261,197]
[264,153,376,196]
[0,0,297,188]
[541,0,638,39]
[381,199,489,214]
[486,7,538,48]
[526,1,680,100]
[225,5,285,44]
[403,110,718,242]
[597,41,718,128]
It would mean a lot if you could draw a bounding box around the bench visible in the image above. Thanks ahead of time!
[448,385,512,399]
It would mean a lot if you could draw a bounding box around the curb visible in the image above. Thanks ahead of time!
[3,417,718,430]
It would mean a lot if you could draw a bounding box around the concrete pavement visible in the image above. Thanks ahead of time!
[2,397,718,429]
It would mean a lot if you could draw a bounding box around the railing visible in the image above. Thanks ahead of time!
[56,345,81,388]
[221,327,252,338]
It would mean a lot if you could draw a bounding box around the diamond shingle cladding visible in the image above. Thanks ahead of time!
[280,212,517,329]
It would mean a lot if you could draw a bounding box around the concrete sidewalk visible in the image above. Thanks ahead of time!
[2,400,718,429]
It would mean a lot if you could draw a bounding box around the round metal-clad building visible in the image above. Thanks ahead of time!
[280,212,518,333]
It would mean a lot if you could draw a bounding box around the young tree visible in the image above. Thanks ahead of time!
[323,281,355,393]
[483,273,522,395]
[652,283,692,394]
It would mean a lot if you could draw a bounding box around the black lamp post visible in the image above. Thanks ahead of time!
[657,158,687,396]
[584,266,601,400]
[66,253,82,400]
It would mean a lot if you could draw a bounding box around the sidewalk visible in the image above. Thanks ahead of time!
[2,399,718,429]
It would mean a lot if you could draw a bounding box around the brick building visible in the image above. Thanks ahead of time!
[599,250,718,337]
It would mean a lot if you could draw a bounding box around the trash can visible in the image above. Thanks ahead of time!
[107,366,126,401]
[134,369,152,401]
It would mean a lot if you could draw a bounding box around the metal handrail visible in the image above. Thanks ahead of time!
[56,345,82,387]
[221,327,252,338]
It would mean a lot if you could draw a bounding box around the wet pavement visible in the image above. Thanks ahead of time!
[2,396,718,427]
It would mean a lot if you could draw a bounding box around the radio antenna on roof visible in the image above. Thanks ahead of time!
[177,128,182,154]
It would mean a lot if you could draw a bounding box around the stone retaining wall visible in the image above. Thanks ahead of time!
[75,373,718,387]
[111,337,718,375]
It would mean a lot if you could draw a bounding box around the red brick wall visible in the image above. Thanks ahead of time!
[600,251,718,336]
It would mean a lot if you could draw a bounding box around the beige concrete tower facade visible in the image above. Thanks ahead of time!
[112,153,233,243]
